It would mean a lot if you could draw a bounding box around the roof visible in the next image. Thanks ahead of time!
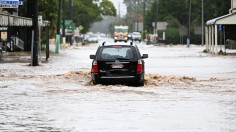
[206,12,236,25]
[0,13,32,26]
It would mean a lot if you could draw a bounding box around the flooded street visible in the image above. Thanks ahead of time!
[1,39,236,131]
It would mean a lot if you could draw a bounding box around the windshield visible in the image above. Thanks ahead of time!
[98,46,135,60]
[89,34,98,38]
[115,28,128,33]
[132,32,141,35]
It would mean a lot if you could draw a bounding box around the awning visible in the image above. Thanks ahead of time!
[206,13,236,25]
[0,13,32,26]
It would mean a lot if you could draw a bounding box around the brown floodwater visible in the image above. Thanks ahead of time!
[1,41,236,131]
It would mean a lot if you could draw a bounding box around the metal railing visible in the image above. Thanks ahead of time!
[10,36,24,51]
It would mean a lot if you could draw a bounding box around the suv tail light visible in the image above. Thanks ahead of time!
[92,60,98,73]
[137,59,143,73]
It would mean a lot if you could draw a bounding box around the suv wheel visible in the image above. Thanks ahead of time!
[92,79,99,85]
[92,76,100,85]
[137,80,144,86]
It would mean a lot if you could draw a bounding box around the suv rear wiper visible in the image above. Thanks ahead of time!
[115,57,130,60]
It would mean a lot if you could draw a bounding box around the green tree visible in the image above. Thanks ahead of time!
[19,0,58,38]
[100,0,117,16]
[38,0,58,38]
[20,0,116,35]
[64,0,116,33]
[67,0,102,33]
[145,0,159,33]
[143,0,231,44]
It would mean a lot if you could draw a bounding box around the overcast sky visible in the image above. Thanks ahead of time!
[110,0,127,17]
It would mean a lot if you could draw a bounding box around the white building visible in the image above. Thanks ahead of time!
[205,0,236,54]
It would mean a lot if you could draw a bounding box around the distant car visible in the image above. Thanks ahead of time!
[89,42,148,86]
[99,33,107,38]
[86,34,98,43]
[131,32,142,42]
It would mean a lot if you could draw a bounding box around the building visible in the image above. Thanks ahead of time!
[0,2,33,51]
[205,0,236,54]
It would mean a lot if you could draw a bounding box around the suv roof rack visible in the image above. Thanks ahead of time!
[130,41,133,45]
[100,41,136,47]
[102,41,106,46]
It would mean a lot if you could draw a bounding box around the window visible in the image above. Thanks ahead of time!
[98,46,135,60]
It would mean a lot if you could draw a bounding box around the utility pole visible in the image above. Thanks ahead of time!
[137,2,139,32]
[129,2,132,31]
[154,0,159,44]
[188,0,192,46]
[62,0,66,47]
[69,0,74,20]
[32,0,39,66]
[69,0,72,19]
[56,0,62,54]
[135,0,138,31]
[57,0,61,34]
[57,0,62,35]
[143,0,146,40]
[143,0,146,30]
[201,0,204,46]
[62,0,65,38]
[70,0,74,46]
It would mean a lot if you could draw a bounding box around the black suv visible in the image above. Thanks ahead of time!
[89,42,148,86]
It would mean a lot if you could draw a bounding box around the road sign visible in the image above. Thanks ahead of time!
[0,1,23,5]
[218,24,222,31]
[0,5,18,8]
[38,15,43,26]
[152,22,168,31]
[79,25,83,31]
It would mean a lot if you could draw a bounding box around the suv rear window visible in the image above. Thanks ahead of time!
[97,46,136,60]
